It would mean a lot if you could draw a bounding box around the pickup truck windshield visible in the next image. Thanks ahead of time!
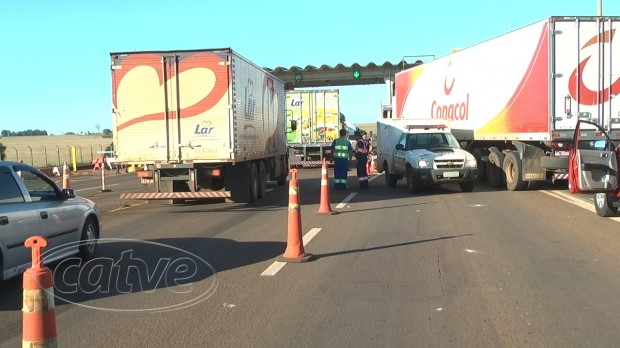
[403,132,460,150]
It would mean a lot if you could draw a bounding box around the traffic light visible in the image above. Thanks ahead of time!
[352,69,361,79]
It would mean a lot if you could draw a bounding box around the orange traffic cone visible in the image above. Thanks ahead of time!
[371,155,377,172]
[62,162,70,189]
[317,158,337,215]
[277,169,314,263]
[22,236,57,348]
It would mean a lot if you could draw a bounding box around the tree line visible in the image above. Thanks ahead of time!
[1,129,113,137]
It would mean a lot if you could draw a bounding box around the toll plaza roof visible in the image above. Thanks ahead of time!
[265,60,423,89]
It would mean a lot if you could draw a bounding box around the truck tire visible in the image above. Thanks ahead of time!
[486,147,505,188]
[503,151,527,191]
[406,167,417,194]
[472,147,489,182]
[594,192,619,217]
[385,162,397,187]
[258,162,267,198]
[249,163,259,203]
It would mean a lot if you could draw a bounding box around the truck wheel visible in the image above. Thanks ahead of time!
[258,162,267,198]
[385,162,397,187]
[594,192,619,217]
[503,151,527,191]
[249,163,259,203]
[406,168,417,194]
[486,147,505,188]
[459,181,475,192]
[472,148,489,182]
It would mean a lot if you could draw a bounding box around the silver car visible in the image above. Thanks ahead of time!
[0,161,101,281]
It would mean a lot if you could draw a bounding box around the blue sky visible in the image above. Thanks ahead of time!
[0,0,617,135]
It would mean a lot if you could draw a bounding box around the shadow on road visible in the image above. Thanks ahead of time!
[314,234,473,260]
[0,237,285,312]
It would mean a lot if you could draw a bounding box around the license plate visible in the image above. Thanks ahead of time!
[554,150,569,157]
[443,171,459,178]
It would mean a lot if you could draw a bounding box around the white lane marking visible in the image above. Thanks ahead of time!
[542,190,620,223]
[74,183,120,192]
[261,228,323,277]
[261,261,287,276]
[465,249,481,253]
[336,193,357,209]
[303,227,322,245]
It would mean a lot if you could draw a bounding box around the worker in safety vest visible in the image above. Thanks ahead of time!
[355,132,369,188]
[330,128,353,190]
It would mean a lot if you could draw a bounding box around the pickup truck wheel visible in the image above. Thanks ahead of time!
[503,151,527,191]
[472,148,489,182]
[459,181,475,192]
[385,162,397,187]
[406,168,417,194]
[486,147,505,188]
[594,192,619,217]
[78,217,98,259]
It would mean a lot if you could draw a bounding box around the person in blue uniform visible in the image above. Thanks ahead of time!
[330,129,353,190]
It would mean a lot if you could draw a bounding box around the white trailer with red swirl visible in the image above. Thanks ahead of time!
[382,16,620,199]
[110,48,289,203]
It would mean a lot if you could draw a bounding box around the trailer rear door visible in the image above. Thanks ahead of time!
[553,17,620,132]
[111,50,232,163]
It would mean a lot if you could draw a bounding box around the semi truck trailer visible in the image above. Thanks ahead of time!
[286,89,340,167]
[383,16,620,192]
[110,48,289,203]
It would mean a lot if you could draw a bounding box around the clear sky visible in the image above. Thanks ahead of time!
[0,0,617,135]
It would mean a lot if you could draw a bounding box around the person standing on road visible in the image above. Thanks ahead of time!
[331,129,353,190]
[355,132,369,189]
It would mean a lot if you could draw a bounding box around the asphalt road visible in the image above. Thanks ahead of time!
[1,168,619,347]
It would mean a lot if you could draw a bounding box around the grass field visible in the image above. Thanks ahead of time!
[1,135,113,168]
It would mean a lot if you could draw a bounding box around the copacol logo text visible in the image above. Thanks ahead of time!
[41,238,218,312]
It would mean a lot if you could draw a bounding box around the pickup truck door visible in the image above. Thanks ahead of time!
[393,134,408,174]
[568,120,619,193]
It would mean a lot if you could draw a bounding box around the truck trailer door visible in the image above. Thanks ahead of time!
[161,55,183,162]
[553,17,620,132]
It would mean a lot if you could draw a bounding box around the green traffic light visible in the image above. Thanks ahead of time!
[353,70,361,79]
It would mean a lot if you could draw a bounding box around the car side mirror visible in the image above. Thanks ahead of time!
[290,120,297,132]
[395,144,404,150]
[63,188,76,199]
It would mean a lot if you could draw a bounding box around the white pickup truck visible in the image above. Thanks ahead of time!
[377,119,478,193]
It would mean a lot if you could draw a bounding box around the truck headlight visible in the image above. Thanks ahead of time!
[465,154,477,168]
[418,160,430,168]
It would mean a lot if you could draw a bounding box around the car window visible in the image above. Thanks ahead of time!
[0,170,25,204]
[20,170,59,202]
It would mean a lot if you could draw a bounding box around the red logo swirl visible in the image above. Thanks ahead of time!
[568,29,620,105]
